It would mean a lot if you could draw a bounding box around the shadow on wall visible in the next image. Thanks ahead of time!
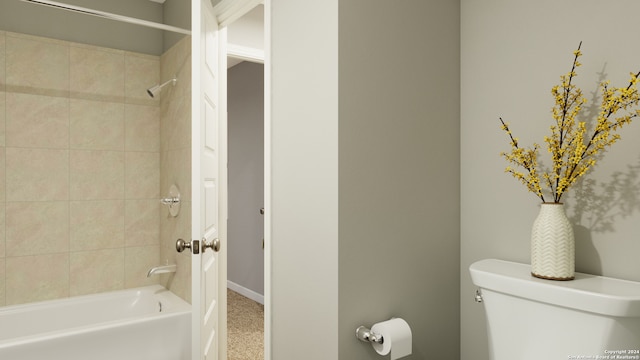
[558,62,640,276]
[567,156,640,275]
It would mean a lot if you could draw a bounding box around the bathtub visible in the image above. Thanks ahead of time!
[0,285,191,360]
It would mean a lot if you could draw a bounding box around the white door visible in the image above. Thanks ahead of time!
[191,0,227,359]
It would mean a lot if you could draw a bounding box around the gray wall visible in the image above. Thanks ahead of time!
[0,0,187,55]
[338,1,460,359]
[460,1,640,359]
[163,0,190,53]
[270,0,460,359]
[228,61,264,297]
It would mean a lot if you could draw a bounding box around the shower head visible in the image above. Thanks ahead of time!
[146,78,177,98]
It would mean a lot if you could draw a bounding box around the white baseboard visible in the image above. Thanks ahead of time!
[227,280,264,305]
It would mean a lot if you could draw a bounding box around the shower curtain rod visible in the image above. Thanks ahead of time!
[20,0,192,35]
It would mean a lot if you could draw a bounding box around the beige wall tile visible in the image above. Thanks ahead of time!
[0,205,5,258]
[125,245,159,288]
[161,37,192,303]
[70,200,125,251]
[0,32,5,91]
[0,148,4,203]
[171,38,191,145]
[160,83,191,151]
[70,99,125,150]
[0,258,5,306]
[125,104,160,152]
[70,150,124,200]
[0,32,170,306]
[159,198,190,258]
[70,248,124,296]
[159,37,192,295]
[169,250,191,303]
[0,92,6,147]
[5,201,69,257]
[160,41,177,84]
[125,151,160,199]
[159,199,191,302]
[0,92,5,146]
[6,148,69,201]
[125,199,159,247]
[6,253,69,305]
[5,34,69,96]
[161,148,191,201]
[5,93,69,149]
[70,46,124,102]
[125,52,160,105]
[160,35,190,88]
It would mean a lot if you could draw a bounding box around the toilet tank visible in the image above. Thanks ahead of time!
[470,259,640,360]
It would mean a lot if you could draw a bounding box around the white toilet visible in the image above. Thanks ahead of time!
[470,259,640,360]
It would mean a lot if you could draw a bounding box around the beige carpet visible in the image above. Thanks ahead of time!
[228,289,264,360]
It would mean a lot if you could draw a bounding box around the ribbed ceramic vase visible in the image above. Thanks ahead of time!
[530,202,575,280]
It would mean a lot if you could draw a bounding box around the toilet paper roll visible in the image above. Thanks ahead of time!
[370,318,412,360]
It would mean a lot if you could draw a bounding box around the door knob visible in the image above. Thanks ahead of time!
[175,238,189,252]
[202,238,220,253]
[176,238,200,254]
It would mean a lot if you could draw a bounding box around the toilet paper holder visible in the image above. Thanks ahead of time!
[355,325,384,344]
[356,318,412,360]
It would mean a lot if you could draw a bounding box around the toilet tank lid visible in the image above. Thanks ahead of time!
[469,259,640,317]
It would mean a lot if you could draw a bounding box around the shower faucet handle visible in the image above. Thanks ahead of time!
[160,197,180,205]
[161,184,181,217]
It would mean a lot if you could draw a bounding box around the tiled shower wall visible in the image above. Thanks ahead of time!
[0,31,162,306]
[158,35,192,303]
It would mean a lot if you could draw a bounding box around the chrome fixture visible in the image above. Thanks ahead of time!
[20,0,191,35]
[147,77,177,98]
[474,288,483,303]
[160,197,180,205]
[176,238,197,254]
[146,264,176,277]
[202,238,221,252]
[160,184,181,217]
[355,326,384,344]
[176,238,220,255]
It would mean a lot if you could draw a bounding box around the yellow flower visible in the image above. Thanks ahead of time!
[499,43,640,203]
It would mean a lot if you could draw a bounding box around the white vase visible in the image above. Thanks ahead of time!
[530,202,575,280]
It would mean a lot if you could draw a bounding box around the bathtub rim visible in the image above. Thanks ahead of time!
[0,284,189,314]
[0,285,191,348]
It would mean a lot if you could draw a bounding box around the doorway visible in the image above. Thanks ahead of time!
[225,4,265,360]
[227,60,265,359]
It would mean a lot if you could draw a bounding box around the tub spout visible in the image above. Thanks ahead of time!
[147,264,177,277]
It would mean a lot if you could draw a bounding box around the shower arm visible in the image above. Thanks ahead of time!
[20,0,192,35]
[158,78,177,89]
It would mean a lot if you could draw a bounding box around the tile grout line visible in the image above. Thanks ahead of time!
[66,40,71,299]
[2,31,6,305]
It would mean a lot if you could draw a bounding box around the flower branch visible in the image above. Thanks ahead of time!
[500,43,640,203]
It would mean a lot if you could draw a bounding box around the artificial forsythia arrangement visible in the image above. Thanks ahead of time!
[500,42,640,203]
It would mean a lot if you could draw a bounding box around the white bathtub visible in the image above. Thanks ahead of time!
[0,285,191,360]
